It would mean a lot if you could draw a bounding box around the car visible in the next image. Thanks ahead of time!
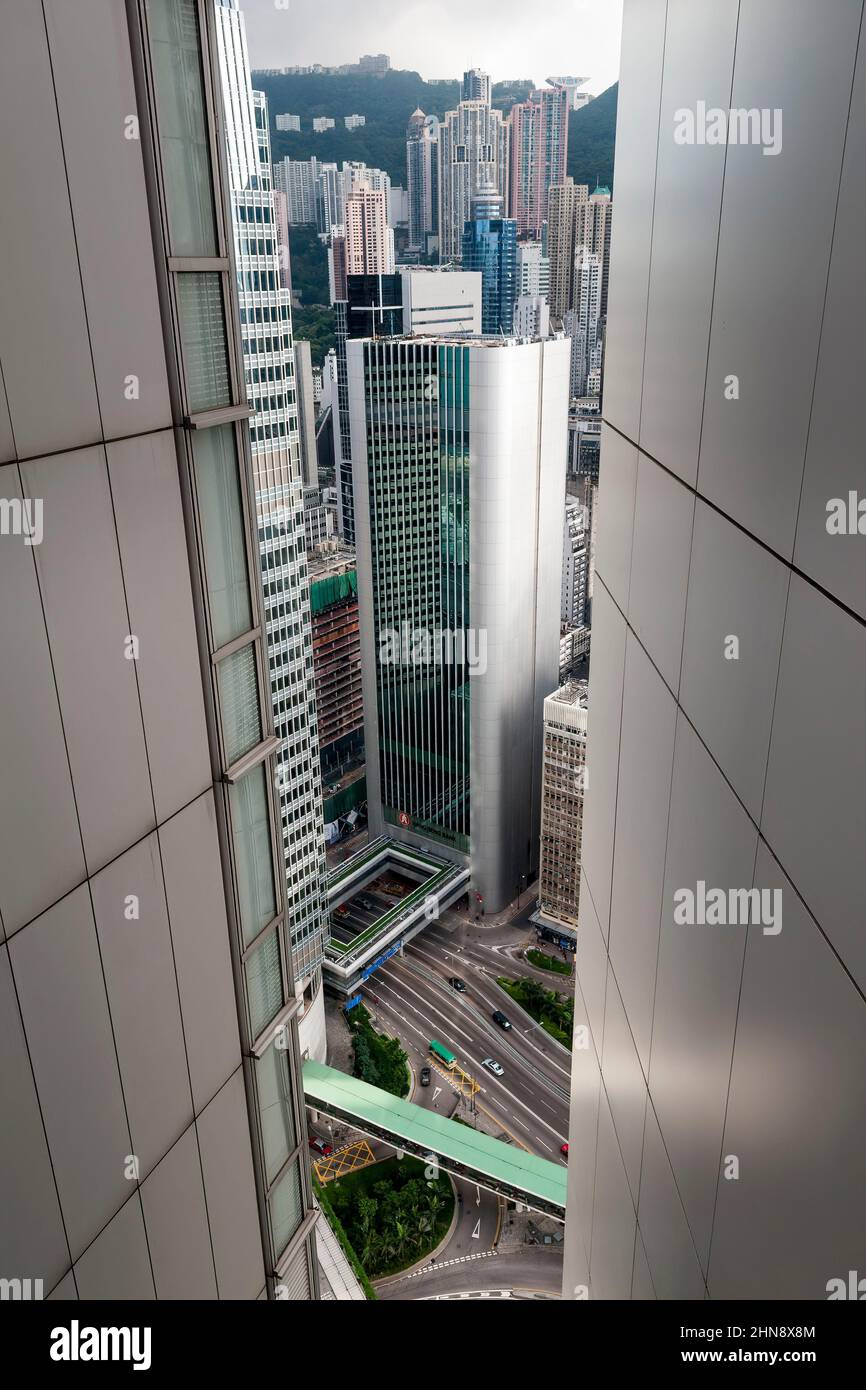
[335,904,348,916]
[481,1057,504,1077]
[420,1066,431,1087]
[308,1136,333,1157]
[448,977,466,992]
[560,1142,569,1159]
[491,1009,512,1030]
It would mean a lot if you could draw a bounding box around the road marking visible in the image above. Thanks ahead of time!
[471,1219,481,1240]
[432,1087,442,1102]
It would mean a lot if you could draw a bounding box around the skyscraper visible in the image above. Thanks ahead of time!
[547,177,588,318]
[345,182,396,274]
[461,67,492,104]
[216,0,329,1064]
[0,0,317,1300]
[439,97,509,263]
[509,85,570,239]
[332,273,404,544]
[461,181,518,333]
[348,334,570,912]
[538,680,588,929]
[564,0,866,1301]
[406,109,440,255]
[517,239,551,299]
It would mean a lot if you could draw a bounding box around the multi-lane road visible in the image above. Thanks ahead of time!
[360,907,573,1160]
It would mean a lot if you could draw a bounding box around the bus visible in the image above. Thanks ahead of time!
[429,1039,456,1069]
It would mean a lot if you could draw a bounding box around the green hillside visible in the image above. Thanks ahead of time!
[254,69,533,184]
[255,67,618,194]
[567,83,618,191]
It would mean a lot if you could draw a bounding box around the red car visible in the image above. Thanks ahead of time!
[309,1136,333,1157]
[560,1143,569,1158]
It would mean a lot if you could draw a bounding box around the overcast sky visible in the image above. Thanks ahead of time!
[239,0,623,94]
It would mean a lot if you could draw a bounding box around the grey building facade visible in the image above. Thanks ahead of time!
[349,335,569,913]
[0,0,317,1301]
[564,0,866,1300]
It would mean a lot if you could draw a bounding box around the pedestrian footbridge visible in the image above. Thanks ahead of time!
[303,1060,567,1220]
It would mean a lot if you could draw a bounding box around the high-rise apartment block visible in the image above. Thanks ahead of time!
[344,114,366,129]
[349,335,570,912]
[547,178,611,320]
[461,182,518,333]
[0,0,318,1301]
[276,112,301,131]
[216,0,329,1061]
[564,0,866,1301]
[345,183,396,274]
[274,154,319,224]
[406,109,440,254]
[509,85,570,239]
[461,67,492,104]
[439,98,509,263]
[538,681,588,929]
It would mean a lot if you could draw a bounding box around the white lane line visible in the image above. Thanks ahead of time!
[373,969,568,1148]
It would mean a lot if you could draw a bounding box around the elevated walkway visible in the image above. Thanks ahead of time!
[303,1060,566,1219]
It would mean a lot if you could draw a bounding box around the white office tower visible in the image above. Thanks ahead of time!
[439,98,510,263]
[216,0,329,1065]
[538,681,589,928]
[515,293,550,338]
[349,335,570,912]
[345,183,395,274]
[517,239,550,299]
[561,497,589,626]
[406,109,440,253]
[400,266,482,335]
[564,0,866,1300]
[0,0,319,1301]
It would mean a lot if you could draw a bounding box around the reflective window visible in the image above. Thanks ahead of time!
[192,426,253,646]
[256,1040,297,1185]
[229,764,277,945]
[177,273,231,413]
[218,643,262,765]
[147,0,217,255]
[245,930,283,1039]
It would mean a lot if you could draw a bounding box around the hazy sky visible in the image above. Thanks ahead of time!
[240,0,623,94]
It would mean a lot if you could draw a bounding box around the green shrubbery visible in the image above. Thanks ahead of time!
[348,1005,410,1097]
[327,1156,454,1279]
[498,976,574,1050]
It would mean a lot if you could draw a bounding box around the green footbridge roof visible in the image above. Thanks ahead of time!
[303,1060,567,1219]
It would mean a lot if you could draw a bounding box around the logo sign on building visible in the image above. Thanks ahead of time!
[361,940,403,980]
[398,810,411,827]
